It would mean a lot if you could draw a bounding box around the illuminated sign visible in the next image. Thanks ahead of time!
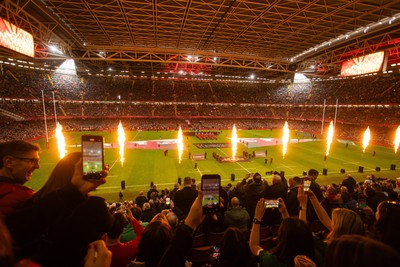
[341,51,384,76]
[0,18,34,57]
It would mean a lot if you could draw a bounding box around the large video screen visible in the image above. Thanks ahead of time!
[0,18,34,57]
[341,51,384,77]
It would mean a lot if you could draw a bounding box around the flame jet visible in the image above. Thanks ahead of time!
[394,126,400,154]
[362,126,371,153]
[232,124,238,160]
[55,122,67,159]
[326,121,334,156]
[282,121,290,158]
[118,121,126,166]
[177,126,183,163]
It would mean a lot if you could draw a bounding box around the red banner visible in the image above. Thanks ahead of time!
[0,18,34,57]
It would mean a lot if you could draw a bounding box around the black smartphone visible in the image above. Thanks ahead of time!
[82,135,104,180]
[201,174,221,214]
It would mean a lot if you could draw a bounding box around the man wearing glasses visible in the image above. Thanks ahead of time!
[0,140,40,217]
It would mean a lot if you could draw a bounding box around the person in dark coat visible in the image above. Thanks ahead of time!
[304,169,323,221]
[286,176,303,216]
[172,177,198,216]
[135,191,147,210]
[244,173,268,220]
[341,175,357,194]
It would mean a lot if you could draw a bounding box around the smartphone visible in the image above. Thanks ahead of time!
[304,180,311,191]
[201,174,221,214]
[264,199,279,208]
[82,135,104,180]
[165,197,171,205]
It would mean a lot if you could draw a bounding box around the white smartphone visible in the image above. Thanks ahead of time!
[304,180,311,191]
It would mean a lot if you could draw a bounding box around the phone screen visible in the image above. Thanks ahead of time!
[201,174,221,214]
[82,135,104,180]
[304,180,311,191]
[264,199,279,208]
[165,197,171,205]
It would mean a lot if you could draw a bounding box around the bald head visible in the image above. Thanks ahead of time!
[272,174,282,185]
[231,197,240,207]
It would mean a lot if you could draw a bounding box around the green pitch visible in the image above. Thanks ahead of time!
[26,129,400,202]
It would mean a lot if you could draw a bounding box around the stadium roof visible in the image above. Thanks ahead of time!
[2,0,400,80]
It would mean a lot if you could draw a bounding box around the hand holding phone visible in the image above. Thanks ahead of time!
[201,174,221,214]
[71,158,106,195]
[82,135,105,180]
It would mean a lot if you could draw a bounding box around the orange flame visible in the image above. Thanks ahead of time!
[282,121,290,158]
[362,126,371,153]
[177,126,184,163]
[326,121,334,156]
[55,122,67,159]
[232,124,238,160]
[117,121,126,166]
[394,126,400,154]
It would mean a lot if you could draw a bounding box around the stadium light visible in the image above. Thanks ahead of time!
[55,59,76,75]
[49,45,63,55]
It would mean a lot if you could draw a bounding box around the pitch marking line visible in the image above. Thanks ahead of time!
[109,158,120,171]
[277,164,296,170]
[130,132,140,141]
[234,168,256,171]
[98,178,235,190]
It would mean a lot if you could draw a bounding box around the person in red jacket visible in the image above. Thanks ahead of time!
[105,209,144,267]
[0,140,40,218]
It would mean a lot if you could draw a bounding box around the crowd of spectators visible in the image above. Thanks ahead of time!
[0,65,399,145]
[2,57,400,266]
[2,65,400,104]
[0,117,396,148]
[108,170,400,266]
[2,141,400,267]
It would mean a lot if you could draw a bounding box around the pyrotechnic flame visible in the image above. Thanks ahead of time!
[177,126,184,164]
[394,126,400,154]
[362,126,371,153]
[232,124,238,160]
[282,121,290,158]
[118,121,126,166]
[55,122,67,159]
[326,121,334,156]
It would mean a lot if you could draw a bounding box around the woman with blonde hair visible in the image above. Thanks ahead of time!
[307,190,365,242]
[325,208,365,241]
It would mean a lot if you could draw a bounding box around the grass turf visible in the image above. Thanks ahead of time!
[26,129,400,202]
